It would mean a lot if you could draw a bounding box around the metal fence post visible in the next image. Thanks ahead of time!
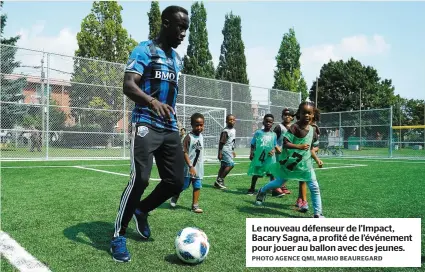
[123,96,126,158]
[230,83,233,114]
[183,75,186,128]
[389,106,393,158]
[46,52,50,160]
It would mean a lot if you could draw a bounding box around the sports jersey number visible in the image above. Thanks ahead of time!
[279,152,303,171]
[193,149,201,167]
[258,150,266,163]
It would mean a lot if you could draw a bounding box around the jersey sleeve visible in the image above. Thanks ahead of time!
[250,131,259,146]
[125,45,150,76]
[273,132,277,146]
[273,125,282,140]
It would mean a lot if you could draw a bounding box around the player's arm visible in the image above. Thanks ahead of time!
[273,125,282,141]
[123,46,174,119]
[249,132,257,160]
[218,131,228,160]
[311,130,323,167]
[183,135,197,176]
[273,133,281,154]
[283,125,309,150]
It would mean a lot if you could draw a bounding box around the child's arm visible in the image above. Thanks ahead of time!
[284,138,310,150]
[218,131,228,160]
[183,135,197,176]
[311,148,323,168]
[249,132,257,160]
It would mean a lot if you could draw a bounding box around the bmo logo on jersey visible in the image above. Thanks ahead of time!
[154,70,177,82]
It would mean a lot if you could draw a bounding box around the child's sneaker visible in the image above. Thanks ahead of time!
[281,185,291,194]
[247,188,255,195]
[272,188,285,197]
[299,200,309,213]
[314,214,325,218]
[255,188,266,205]
[192,204,203,213]
[295,198,303,208]
[214,178,226,189]
[110,236,131,262]
[170,196,178,208]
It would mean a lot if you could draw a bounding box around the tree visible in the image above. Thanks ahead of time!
[271,28,306,107]
[216,12,252,136]
[0,1,26,129]
[310,58,395,113]
[183,2,215,78]
[70,1,137,147]
[147,1,161,40]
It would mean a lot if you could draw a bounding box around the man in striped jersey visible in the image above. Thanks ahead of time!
[110,5,189,262]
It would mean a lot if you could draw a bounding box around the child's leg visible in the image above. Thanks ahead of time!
[171,177,190,207]
[248,176,259,193]
[256,178,287,205]
[192,179,203,213]
[306,179,323,216]
[301,182,307,201]
[270,174,285,197]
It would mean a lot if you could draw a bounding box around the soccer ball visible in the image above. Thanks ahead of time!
[175,227,210,264]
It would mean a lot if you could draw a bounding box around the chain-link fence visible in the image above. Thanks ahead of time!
[0,44,301,160]
[317,108,425,158]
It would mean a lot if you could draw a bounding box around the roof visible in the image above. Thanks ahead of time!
[3,74,71,87]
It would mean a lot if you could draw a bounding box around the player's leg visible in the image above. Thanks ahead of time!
[111,124,160,262]
[248,175,259,195]
[297,181,309,213]
[215,164,226,188]
[306,179,324,218]
[192,179,203,213]
[270,174,285,197]
[136,129,185,228]
[216,151,234,188]
[170,176,191,208]
[255,177,286,205]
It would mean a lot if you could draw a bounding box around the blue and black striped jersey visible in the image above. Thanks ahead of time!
[125,40,183,131]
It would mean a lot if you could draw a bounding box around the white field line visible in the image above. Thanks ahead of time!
[324,158,425,164]
[74,164,367,180]
[0,231,51,272]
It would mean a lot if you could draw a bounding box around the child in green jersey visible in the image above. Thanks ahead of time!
[255,102,325,218]
[247,114,281,195]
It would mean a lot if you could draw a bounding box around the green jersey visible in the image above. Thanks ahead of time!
[271,124,319,181]
[247,130,277,176]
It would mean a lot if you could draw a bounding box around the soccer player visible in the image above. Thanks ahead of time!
[110,5,189,262]
[170,113,205,213]
[215,114,236,189]
[247,114,281,195]
[271,108,294,197]
[255,101,325,218]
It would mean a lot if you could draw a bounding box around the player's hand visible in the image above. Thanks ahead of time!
[249,153,254,161]
[298,144,310,150]
[189,167,197,177]
[150,99,175,120]
[268,149,275,156]
[275,146,282,154]
[317,160,323,168]
[218,153,223,160]
[233,151,236,158]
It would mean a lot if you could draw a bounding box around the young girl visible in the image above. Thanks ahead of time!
[255,101,325,218]
[247,114,281,195]
[296,107,323,213]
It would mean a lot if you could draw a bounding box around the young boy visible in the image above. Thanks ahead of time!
[215,114,236,189]
[271,108,294,197]
[247,114,281,195]
[170,113,205,213]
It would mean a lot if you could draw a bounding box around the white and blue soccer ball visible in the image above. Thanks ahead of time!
[175,227,210,264]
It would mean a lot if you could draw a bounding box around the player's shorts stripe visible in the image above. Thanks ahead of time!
[114,123,137,237]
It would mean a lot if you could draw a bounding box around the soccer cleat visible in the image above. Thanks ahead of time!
[214,178,227,189]
[272,188,285,197]
[133,209,151,239]
[281,185,291,194]
[299,200,309,213]
[192,204,203,213]
[110,236,131,262]
[314,214,325,218]
[255,188,267,205]
[247,189,255,196]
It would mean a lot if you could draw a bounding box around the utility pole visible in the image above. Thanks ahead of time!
[40,54,45,149]
[359,88,362,150]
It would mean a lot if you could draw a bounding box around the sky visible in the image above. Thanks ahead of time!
[2,1,425,103]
